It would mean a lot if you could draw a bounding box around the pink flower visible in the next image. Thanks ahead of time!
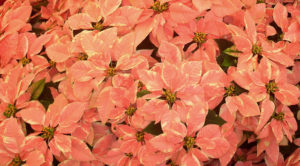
[256,102,297,143]
[0,118,46,166]
[0,65,35,121]
[17,94,95,162]
[227,11,294,68]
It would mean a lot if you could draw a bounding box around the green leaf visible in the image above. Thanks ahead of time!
[39,100,52,110]
[137,90,151,98]
[205,110,226,126]
[221,54,238,67]
[223,46,242,57]
[143,121,163,136]
[222,55,233,67]
[38,82,58,109]
[215,39,238,72]
[214,39,234,52]
[29,78,46,100]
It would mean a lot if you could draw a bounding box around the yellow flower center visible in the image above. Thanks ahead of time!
[193,32,207,44]
[266,81,278,94]
[49,60,56,67]
[20,57,30,66]
[170,162,179,166]
[163,89,177,105]
[93,22,104,31]
[125,105,136,116]
[257,0,265,3]
[184,136,195,149]
[152,1,169,13]
[136,131,145,143]
[273,112,284,121]
[138,81,144,91]
[236,154,247,161]
[225,84,236,96]
[10,155,23,166]
[41,127,55,141]
[78,53,88,61]
[252,44,262,55]
[3,104,17,118]
[125,153,133,159]
[106,67,116,77]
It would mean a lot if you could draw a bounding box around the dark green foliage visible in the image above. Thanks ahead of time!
[143,121,163,136]
[205,110,226,126]
[137,90,151,98]
[29,78,46,100]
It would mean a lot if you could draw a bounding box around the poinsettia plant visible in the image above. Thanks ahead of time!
[0,0,299,165]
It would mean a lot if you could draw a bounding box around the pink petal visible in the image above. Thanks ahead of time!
[238,94,260,117]
[197,124,221,139]
[117,125,136,138]
[256,99,275,133]
[16,73,35,98]
[275,84,300,105]
[2,118,25,153]
[294,138,300,146]
[191,148,209,161]
[150,134,176,153]
[59,102,88,127]
[181,152,202,166]
[231,70,252,90]
[113,32,135,60]
[265,136,279,164]
[162,62,188,92]
[72,81,94,101]
[116,55,144,71]
[66,13,94,30]
[54,134,72,154]
[202,137,230,158]
[81,28,117,56]
[96,87,115,124]
[270,120,283,144]
[24,150,45,166]
[93,134,115,158]
[257,57,272,84]
[181,61,202,85]
[169,3,198,24]
[244,12,257,43]
[17,101,46,125]
[158,41,182,65]
[284,22,300,42]
[273,3,288,31]
[192,0,211,13]
[227,24,248,38]
[3,19,26,34]
[45,94,69,127]
[84,2,102,21]
[110,87,130,108]
[27,34,52,57]
[161,111,187,142]
[16,33,28,59]
[100,0,122,17]
[0,34,18,66]
[264,52,294,67]
[138,70,164,91]
[70,61,94,82]
[58,160,80,166]
[71,137,95,161]
[2,5,32,24]
[133,17,154,48]
[231,35,252,53]
[187,104,207,135]
[46,43,70,63]
[266,25,277,36]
